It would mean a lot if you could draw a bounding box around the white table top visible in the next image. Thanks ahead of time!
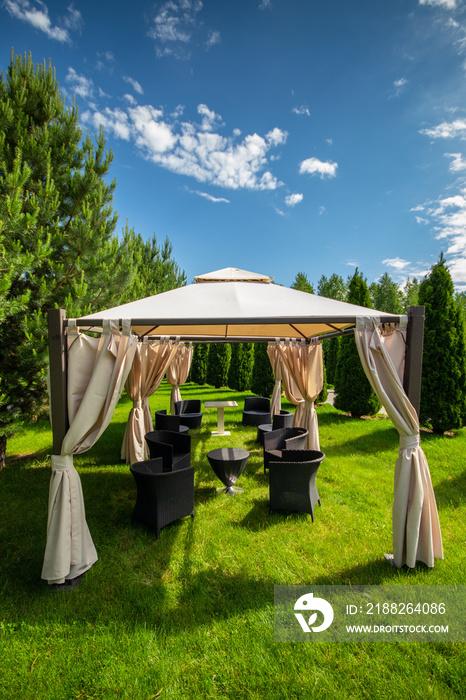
[204,401,238,408]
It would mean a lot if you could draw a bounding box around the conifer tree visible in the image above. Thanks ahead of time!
[403,277,420,311]
[189,344,210,385]
[228,343,254,391]
[317,273,347,385]
[251,343,275,397]
[418,254,466,433]
[370,272,404,314]
[0,51,183,466]
[291,272,314,294]
[206,344,231,388]
[334,269,382,417]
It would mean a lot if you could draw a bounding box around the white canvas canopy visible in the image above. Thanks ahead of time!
[77,267,400,340]
[44,267,442,585]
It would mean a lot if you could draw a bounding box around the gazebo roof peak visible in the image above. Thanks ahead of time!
[194,267,274,283]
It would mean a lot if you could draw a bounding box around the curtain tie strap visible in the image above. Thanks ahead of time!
[51,455,74,471]
[133,399,143,409]
[399,434,420,451]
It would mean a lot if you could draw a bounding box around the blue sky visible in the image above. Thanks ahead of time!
[2,0,466,291]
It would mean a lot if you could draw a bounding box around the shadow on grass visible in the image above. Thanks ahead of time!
[432,468,466,508]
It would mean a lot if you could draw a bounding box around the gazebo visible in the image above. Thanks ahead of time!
[43,268,442,585]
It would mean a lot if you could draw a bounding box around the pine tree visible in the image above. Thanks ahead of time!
[370,272,404,314]
[251,343,275,397]
[206,344,231,388]
[317,273,347,301]
[228,343,254,391]
[291,272,314,294]
[122,228,186,302]
[418,254,466,433]
[403,277,420,311]
[189,344,210,385]
[334,269,382,417]
[317,273,347,385]
[0,52,183,465]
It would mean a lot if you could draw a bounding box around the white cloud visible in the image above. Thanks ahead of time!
[81,107,132,141]
[420,119,466,139]
[419,0,456,8]
[66,67,94,99]
[148,0,201,44]
[123,75,143,95]
[129,104,178,154]
[189,189,230,203]
[292,106,310,117]
[299,157,338,178]
[285,193,303,207]
[198,103,223,132]
[83,100,287,191]
[259,0,272,8]
[147,0,219,58]
[445,152,466,171]
[391,77,408,97]
[206,29,221,49]
[382,257,411,270]
[4,0,82,42]
[418,190,466,285]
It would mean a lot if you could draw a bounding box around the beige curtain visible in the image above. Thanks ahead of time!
[267,341,283,416]
[42,319,137,584]
[354,316,443,568]
[167,342,194,415]
[121,337,179,465]
[278,340,323,450]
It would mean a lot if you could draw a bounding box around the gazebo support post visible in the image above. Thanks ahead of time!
[47,308,69,454]
[403,305,425,417]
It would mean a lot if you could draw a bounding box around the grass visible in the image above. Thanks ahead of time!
[1,380,465,699]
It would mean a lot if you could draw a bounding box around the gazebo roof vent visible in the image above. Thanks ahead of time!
[194,267,273,283]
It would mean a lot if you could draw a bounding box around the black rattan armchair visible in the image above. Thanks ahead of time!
[268,450,325,521]
[130,457,194,539]
[256,409,294,444]
[242,396,271,427]
[145,430,191,472]
[263,426,308,473]
[155,409,189,433]
[174,400,203,429]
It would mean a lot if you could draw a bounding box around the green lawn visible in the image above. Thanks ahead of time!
[1,381,464,699]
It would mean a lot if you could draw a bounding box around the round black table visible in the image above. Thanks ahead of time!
[207,447,249,495]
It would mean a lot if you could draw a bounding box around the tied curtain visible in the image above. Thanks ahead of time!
[267,340,306,417]
[354,316,443,568]
[167,342,194,415]
[121,338,179,465]
[277,339,323,450]
[42,319,137,584]
[267,341,283,416]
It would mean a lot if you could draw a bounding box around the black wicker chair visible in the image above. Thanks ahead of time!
[242,396,271,427]
[263,426,308,474]
[145,430,191,472]
[130,457,194,538]
[256,409,294,444]
[174,400,203,429]
[269,450,325,521]
[154,409,189,434]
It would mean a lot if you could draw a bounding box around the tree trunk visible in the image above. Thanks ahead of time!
[0,434,7,469]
